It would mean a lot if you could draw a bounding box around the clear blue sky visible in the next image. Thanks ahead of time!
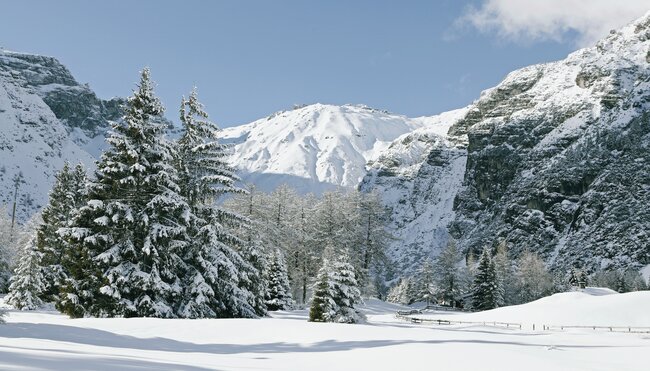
[0,0,607,127]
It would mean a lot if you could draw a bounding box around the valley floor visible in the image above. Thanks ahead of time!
[1,290,649,371]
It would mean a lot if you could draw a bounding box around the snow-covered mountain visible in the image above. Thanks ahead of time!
[363,12,650,274]
[219,103,427,193]
[360,108,468,272]
[0,50,123,221]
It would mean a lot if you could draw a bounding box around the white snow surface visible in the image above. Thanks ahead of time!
[1,289,649,370]
[219,103,427,193]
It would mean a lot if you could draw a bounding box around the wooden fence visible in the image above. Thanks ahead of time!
[394,313,522,329]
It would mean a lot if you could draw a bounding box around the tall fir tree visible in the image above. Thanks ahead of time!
[264,249,294,311]
[37,162,87,302]
[6,235,45,310]
[175,88,258,318]
[471,248,498,311]
[61,68,190,318]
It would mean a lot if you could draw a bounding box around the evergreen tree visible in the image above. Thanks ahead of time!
[61,68,190,318]
[309,259,337,322]
[264,249,294,311]
[6,235,45,310]
[435,240,463,307]
[330,252,364,323]
[471,248,498,311]
[37,162,87,302]
[175,88,258,318]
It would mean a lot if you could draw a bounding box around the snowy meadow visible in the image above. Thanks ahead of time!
[1,291,650,371]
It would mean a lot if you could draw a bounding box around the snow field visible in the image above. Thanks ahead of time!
[1,290,649,371]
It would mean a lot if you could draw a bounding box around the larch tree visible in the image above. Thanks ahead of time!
[515,251,554,304]
[0,206,15,293]
[435,240,463,307]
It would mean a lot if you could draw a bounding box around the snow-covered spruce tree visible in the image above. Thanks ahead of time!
[264,249,294,311]
[329,251,364,323]
[6,235,45,310]
[471,248,498,311]
[175,88,259,318]
[308,259,337,322]
[435,240,463,307]
[37,162,87,302]
[61,69,190,318]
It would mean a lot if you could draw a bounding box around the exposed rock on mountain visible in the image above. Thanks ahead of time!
[0,50,122,220]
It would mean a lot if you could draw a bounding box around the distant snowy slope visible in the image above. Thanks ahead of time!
[219,104,426,193]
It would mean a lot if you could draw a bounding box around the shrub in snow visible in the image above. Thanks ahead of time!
[264,249,294,311]
[6,235,45,310]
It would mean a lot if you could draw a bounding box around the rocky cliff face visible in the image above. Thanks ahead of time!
[0,50,123,221]
[364,13,650,275]
[359,109,468,273]
[450,14,650,272]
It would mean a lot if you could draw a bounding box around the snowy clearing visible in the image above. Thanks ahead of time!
[1,290,649,371]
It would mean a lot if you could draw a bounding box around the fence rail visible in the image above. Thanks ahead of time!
[395,312,650,334]
[541,325,650,333]
[394,313,522,329]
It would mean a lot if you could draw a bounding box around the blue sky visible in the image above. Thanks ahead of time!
[1,0,647,126]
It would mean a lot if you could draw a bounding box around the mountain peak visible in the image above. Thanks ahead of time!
[220,103,426,193]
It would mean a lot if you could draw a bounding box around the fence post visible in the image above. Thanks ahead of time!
[533,324,535,331]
